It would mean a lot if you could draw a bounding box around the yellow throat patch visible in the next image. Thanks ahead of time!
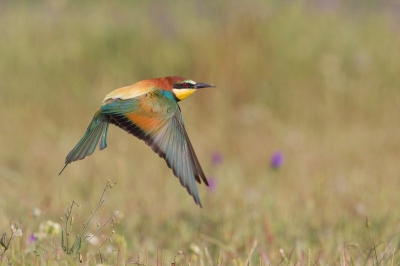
[172,88,197,101]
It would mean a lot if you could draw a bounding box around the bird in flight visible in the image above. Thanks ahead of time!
[60,76,215,207]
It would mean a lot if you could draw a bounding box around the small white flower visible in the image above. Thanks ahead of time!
[190,243,202,255]
[45,220,61,235]
[106,245,113,254]
[113,210,124,219]
[14,229,23,237]
[32,207,41,218]
[86,233,100,246]
[10,224,23,237]
[38,220,61,238]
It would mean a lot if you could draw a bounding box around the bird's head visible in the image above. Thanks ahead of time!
[103,76,215,103]
[162,76,215,101]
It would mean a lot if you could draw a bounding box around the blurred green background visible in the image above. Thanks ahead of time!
[1,0,400,264]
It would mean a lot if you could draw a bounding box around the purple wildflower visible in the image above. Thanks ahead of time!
[207,176,217,193]
[211,151,223,166]
[28,233,37,245]
[270,151,284,169]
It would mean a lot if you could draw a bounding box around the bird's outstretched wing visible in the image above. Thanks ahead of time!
[101,95,208,207]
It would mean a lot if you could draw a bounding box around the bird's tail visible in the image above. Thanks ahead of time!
[59,111,110,175]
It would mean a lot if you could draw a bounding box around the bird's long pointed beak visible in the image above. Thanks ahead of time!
[195,83,215,89]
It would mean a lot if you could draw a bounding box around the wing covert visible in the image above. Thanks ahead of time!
[100,97,208,206]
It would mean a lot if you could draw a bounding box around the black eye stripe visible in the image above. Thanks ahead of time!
[173,82,195,89]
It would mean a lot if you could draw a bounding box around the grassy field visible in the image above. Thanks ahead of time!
[1,1,400,265]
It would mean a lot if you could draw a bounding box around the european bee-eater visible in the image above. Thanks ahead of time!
[60,76,215,207]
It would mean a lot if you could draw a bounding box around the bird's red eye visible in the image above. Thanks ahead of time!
[183,83,188,88]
